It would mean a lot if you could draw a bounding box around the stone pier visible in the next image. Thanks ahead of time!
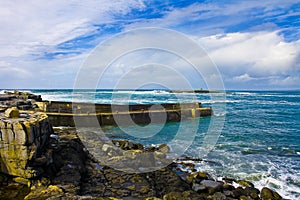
[41,101,213,127]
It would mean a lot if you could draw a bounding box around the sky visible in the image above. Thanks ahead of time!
[0,0,299,90]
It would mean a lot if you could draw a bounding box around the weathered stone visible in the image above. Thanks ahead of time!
[186,171,211,184]
[158,143,170,154]
[154,151,166,159]
[24,185,64,200]
[163,192,184,200]
[192,183,206,192]
[4,107,19,118]
[232,187,246,198]
[13,177,30,186]
[261,187,282,200]
[239,196,253,200]
[222,177,236,184]
[237,180,254,188]
[0,182,30,199]
[102,144,112,152]
[223,183,235,191]
[208,192,227,200]
[244,187,260,199]
[201,180,223,194]
[0,112,52,178]
[223,190,234,197]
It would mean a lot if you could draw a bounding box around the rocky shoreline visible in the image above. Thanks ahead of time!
[0,91,285,199]
[0,127,283,200]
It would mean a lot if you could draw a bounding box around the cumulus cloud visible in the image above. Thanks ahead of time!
[232,74,256,82]
[198,31,300,89]
[100,30,300,90]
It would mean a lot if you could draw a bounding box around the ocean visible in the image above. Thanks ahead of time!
[2,89,299,199]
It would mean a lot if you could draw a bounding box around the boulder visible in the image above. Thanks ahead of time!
[237,179,254,188]
[158,143,170,154]
[261,187,282,200]
[0,112,53,178]
[244,187,260,199]
[186,171,211,184]
[4,107,19,118]
[200,180,223,194]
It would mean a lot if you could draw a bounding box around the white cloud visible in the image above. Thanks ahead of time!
[0,0,145,88]
[199,31,300,77]
[232,74,255,82]
[0,0,145,56]
[0,0,299,89]
[84,29,299,90]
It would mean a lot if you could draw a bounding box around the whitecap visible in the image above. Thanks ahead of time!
[234,92,254,95]
[214,113,226,117]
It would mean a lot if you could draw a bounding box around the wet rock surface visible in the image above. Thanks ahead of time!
[0,127,284,200]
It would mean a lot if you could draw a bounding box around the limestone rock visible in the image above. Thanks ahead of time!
[237,179,254,188]
[158,143,170,154]
[163,192,184,200]
[0,112,53,178]
[208,192,227,200]
[201,180,223,194]
[186,171,211,184]
[0,182,30,199]
[239,196,253,200]
[243,187,260,199]
[4,107,19,118]
[24,185,64,200]
[261,187,282,200]
[192,183,206,192]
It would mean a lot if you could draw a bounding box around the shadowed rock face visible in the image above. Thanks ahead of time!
[0,111,53,178]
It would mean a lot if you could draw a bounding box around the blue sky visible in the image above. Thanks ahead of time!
[0,0,299,90]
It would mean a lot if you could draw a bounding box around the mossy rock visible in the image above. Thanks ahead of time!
[24,185,64,200]
[163,192,184,200]
[244,187,260,199]
[239,196,252,200]
[261,187,282,200]
[237,180,254,188]
[186,171,210,184]
[4,107,19,118]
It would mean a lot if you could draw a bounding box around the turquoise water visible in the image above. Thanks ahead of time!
[4,89,299,199]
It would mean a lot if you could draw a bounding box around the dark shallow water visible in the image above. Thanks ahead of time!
[4,89,299,199]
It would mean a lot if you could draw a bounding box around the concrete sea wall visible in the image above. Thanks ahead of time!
[41,101,213,127]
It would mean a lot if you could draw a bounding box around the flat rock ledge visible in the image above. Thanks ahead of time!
[0,109,53,178]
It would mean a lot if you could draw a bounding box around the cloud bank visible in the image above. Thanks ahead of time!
[0,0,299,90]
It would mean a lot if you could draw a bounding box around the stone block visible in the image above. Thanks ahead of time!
[0,112,52,178]
[4,107,20,118]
